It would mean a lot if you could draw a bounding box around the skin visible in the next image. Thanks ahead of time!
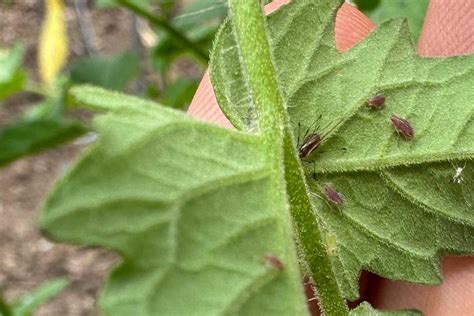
[187,0,474,314]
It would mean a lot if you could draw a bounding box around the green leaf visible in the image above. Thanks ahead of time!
[40,86,308,315]
[12,278,69,316]
[352,0,381,12]
[0,291,13,316]
[350,302,421,316]
[151,25,218,74]
[211,0,474,303]
[159,78,198,109]
[69,52,139,91]
[150,0,226,73]
[361,0,429,42]
[0,43,25,101]
[0,114,87,167]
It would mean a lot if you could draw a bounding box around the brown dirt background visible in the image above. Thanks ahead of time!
[0,1,179,315]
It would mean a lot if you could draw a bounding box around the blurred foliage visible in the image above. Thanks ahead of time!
[0,82,87,167]
[69,52,139,91]
[352,0,380,12]
[0,278,69,316]
[0,0,229,167]
[0,43,25,101]
[0,0,87,168]
[354,0,429,42]
[156,78,199,108]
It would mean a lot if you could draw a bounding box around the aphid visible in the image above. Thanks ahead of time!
[390,115,414,140]
[323,184,344,206]
[297,116,345,160]
[367,94,385,109]
[452,163,466,184]
[264,254,284,270]
[299,133,322,159]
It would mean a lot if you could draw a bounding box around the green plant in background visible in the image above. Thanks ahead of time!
[38,0,473,315]
[69,52,140,91]
[74,0,229,109]
[0,278,68,316]
[0,43,25,100]
[0,0,87,167]
[353,0,429,42]
[0,0,228,167]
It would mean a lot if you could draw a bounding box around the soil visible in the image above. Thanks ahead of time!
[0,1,139,315]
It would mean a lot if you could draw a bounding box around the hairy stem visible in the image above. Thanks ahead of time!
[228,0,348,314]
[116,0,208,63]
[282,131,349,315]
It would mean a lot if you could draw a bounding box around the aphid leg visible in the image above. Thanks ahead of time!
[394,129,401,147]
[302,115,322,139]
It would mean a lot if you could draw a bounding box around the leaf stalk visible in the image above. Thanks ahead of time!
[228,0,348,314]
[116,0,208,63]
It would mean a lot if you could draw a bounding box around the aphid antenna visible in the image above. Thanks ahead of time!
[297,114,323,140]
[450,160,467,169]
[318,118,346,146]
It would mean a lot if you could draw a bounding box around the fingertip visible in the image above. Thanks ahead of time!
[417,0,474,57]
[369,256,474,315]
[187,72,233,129]
[335,3,376,52]
[264,0,291,14]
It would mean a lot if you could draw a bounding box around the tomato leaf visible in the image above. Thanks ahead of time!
[211,0,474,302]
[40,86,308,315]
[361,0,429,42]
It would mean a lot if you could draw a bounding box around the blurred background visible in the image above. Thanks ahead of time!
[0,0,428,315]
[0,1,228,314]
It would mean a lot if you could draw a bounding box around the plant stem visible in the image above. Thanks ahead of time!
[228,0,348,314]
[73,0,97,56]
[116,0,208,63]
[227,0,285,153]
[282,131,349,315]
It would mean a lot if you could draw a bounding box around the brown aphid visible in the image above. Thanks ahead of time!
[390,115,414,140]
[324,184,344,206]
[298,133,322,159]
[367,94,386,109]
[264,254,284,270]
